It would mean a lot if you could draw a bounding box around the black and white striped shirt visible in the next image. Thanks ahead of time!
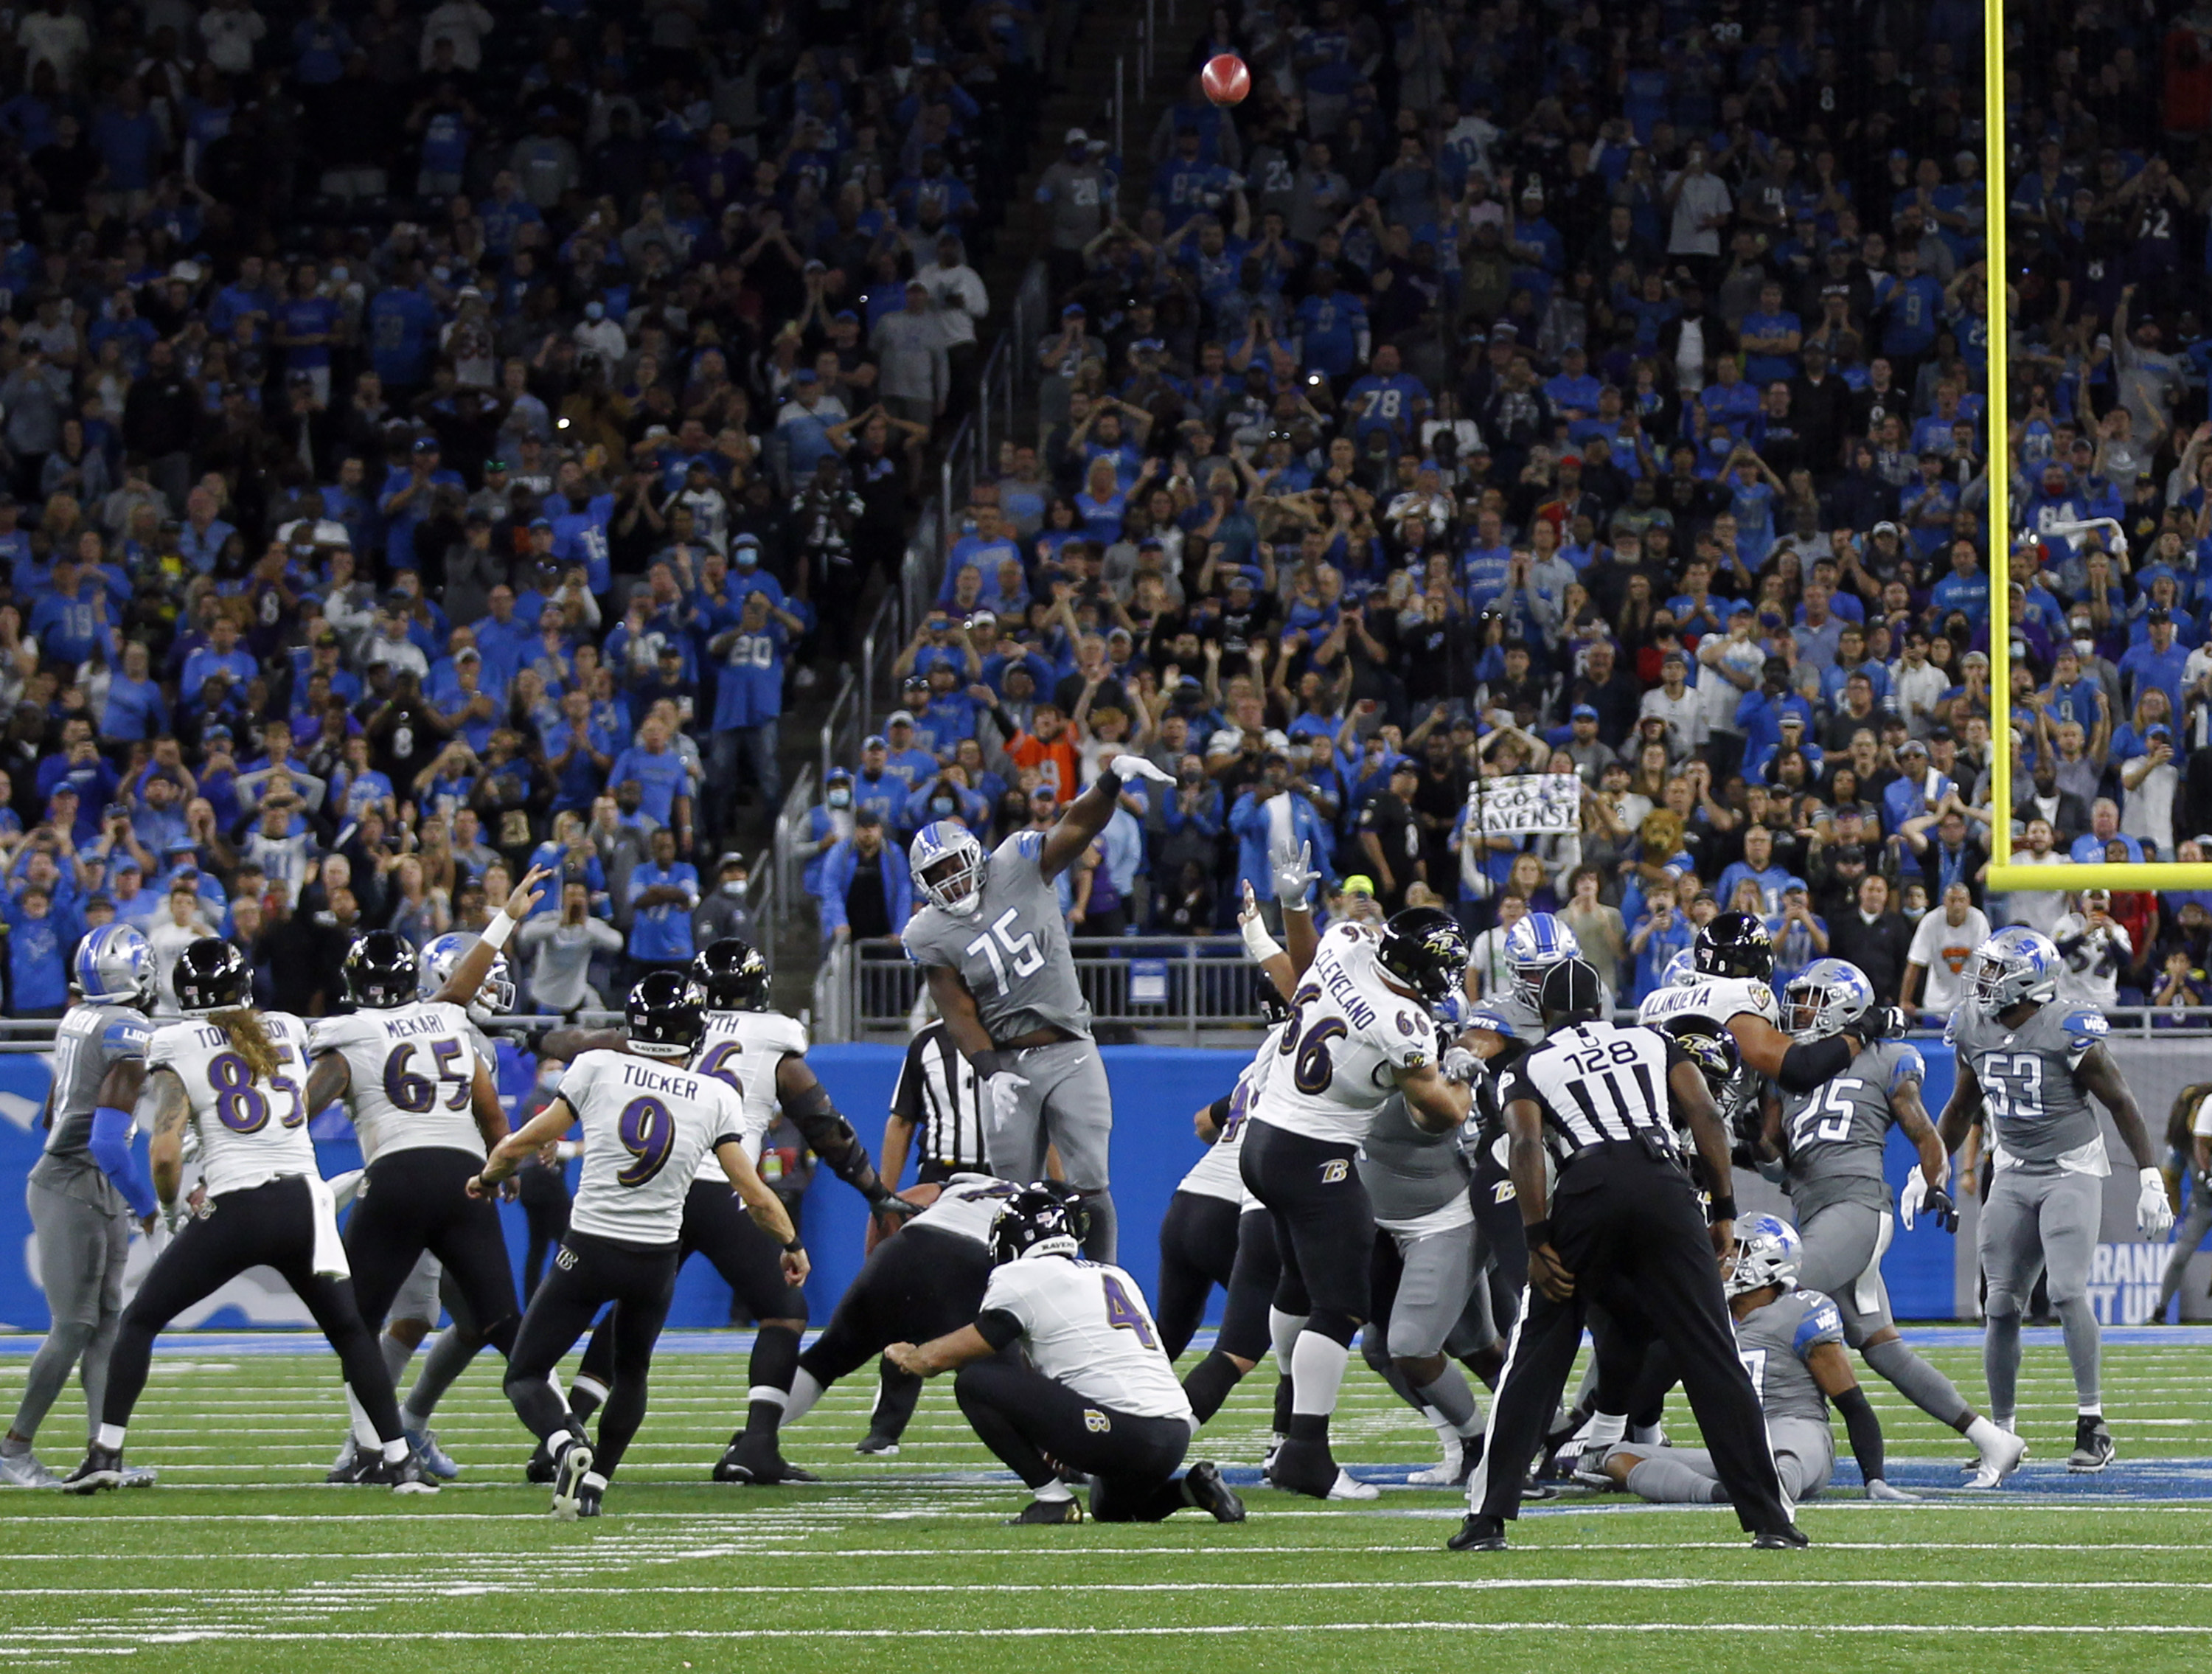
[891,1022,989,1178]
[1500,1020,1685,1158]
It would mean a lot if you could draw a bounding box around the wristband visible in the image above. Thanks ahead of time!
[1708,1194,1737,1225]
[481,911,517,953]
[971,1049,1009,1080]
[1239,914,1284,963]
[782,1237,804,1254]
[1523,1218,1553,1250]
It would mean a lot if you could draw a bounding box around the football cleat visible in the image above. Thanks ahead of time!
[1571,1439,1619,1490]
[526,1439,557,1484]
[406,1427,459,1480]
[352,1450,439,1493]
[1967,1428,2027,1488]
[1409,1433,1474,1488]
[855,1433,901,1456]
[1446,1513,1508,1552]
[60,1445,124,1496]
[552,1438,596,1519]
[328,1440,363,1482]
[119,1465,157,1488]
[0,1450,60,1488]
[576,1473,606,1518]
[1325,1469,1379,1501]
[2068,1416,2115,1473]
[1753,1525,1811,1549]
[712,1440,819,1484]
[1005,1496,1084,1524]
[1183,1461,1245,1523]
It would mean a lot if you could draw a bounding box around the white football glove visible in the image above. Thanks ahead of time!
[1108,753,1175,787]
[983,1072,1031,1133]
[2138,1167,2175,1240]
[1898,1170,1928,1231]
[1440,1046,1483,1086]
[1271,841,1318,911]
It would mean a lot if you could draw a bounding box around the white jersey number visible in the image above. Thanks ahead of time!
[964,909,1045,996]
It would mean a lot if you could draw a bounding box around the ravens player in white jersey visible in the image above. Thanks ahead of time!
[4,928,159,1488]
[888,1184,1244,1526]
[304,928,526,1482]
[540,937,912,1485]
[1761,958,2025,1489]
[1240,906,1477,1499]
[471,972,806,1518]
[1940,928,2168,1472]
[64,940,434,1493]
[902,749,1179,1265]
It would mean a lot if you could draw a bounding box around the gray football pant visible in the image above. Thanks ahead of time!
[15,1181,130,1444]
[1979,1166,2103,1416]
[1610,1416,1833,1504]
[2154,1191,2212,1317]
[985,1037,1116,1263]
[1799,1201,1972,1428]
[1382,1220,1481,1360]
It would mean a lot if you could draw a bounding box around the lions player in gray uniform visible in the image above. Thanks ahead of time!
[2,928,163,1488]
[903,750,1178,1264]
[1940,927,2169,1473]
[1762,959,2025,1490]
[1603,1215,1892,1506]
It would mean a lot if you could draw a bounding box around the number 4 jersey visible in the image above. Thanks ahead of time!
[978,1254,1194,1421]
[145,1013,315,1197]
[901,830,1092,1045]
[1946,1002,2110,1173]
[310,1001,489,1163]
[1774,1041,1924,1221]
[560,1049,745,1245]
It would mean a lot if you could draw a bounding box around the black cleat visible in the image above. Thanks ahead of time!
[352,1450,440,1493]
[713,1439,820,1484]
[576,1477,604,1518]
[60,1445,123,1496]
[2068,1415,2115,1473]
[1447,1513,1508,1552]
[1183,1460,1246,1523]
[1752,1525,1811,1549]
[1006,1496,1084,1524]
[855,1432,902,1456]
[326,1442,364,1484]
[525,1439,557,1484]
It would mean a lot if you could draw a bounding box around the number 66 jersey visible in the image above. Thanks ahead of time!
[901,830,1093,1045]
[560,1050,745,1245]
[145,1013,315,1196]
[1251,921,1436,1145]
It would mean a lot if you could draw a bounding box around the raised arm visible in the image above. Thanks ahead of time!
[434,864,551,1007]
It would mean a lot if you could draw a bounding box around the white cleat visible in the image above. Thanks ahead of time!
[550,1439,595,1521]
[1325,1470,1380,1501]
[1968,1429,2028,1489]
[0,1450,59,1487]
[1408,1434,1465,1487]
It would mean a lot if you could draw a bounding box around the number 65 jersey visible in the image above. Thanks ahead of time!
[1251,921,1436,1145]
[560,1049,745,1246]
[145,1013,315,1197]
[901,830,1093,1045]
[1946,1004,2110,1173]
[309,1000,488,1162]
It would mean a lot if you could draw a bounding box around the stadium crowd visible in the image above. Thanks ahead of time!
[0,0,1062,1019]
[801,0,2212,1022]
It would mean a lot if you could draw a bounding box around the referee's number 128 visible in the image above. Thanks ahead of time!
[964,909,1045,996]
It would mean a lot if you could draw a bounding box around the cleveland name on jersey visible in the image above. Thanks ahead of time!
[310,1000,487,1162]
[32,1001,153,1209]
[902,830,1092,1044]
[145,1014,314,1197]
[1775,1041,1924,1220]
[1946,1003,2110,1173]
[689,1007,810,1181]
[1251,922,1434,1145]
[560,1049,745,1245]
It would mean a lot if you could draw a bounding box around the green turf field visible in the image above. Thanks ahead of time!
[1,1332,2208,1671]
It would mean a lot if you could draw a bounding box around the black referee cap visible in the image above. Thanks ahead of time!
[1539,956,1606,1026]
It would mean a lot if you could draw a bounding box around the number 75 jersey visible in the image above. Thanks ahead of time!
[900,830,1093,1044]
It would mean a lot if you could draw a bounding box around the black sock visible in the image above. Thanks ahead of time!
[1182,1351,1243,1423]
[1285,1413,1328,1444]
[1272,1373,1295,1434]
[741,1324,803,1442]
[568,1383,604,1424]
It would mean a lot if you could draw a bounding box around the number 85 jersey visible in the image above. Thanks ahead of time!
[1251,922,1436,1145]
[146,1013,315,1197]
[560,1049,745,1245]
[901,830,1093,1045]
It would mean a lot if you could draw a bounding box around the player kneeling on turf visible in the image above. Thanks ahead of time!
[1601,1214,1893,1507]
[888,1184,1245,1526]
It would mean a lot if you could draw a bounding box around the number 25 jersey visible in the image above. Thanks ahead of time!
[309,1001,487,1162]
[901,830,1092,1044]
[561,1049,745,1245]
[146,1013,314,1197]
[1251,921,1434,1145]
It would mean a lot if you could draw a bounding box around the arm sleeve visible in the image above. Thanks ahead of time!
[88,1105,158,1219]
[780,1072,895,1203]
[1834,1382,1886,1487]
[974,1309,1025,1351]
[1776,1032,1853,1093]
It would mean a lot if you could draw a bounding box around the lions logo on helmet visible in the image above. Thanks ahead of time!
[1725,1213,1804,1297]
[1781,958,1874,1041]
[1661,948,1698,987]
[420,931,515,1022]
[1970,926,2060,1015]
[1503,912,1581,1009]
[910,821,987,917]
[73,923,156,1010]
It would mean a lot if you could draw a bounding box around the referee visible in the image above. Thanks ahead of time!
[883,1020,990,1186]
[1452,958,1803,1552]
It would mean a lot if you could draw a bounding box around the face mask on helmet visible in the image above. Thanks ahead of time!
[1724,1213,1802,1297]
[914,826,985,916]
[1781,959,1869,1041]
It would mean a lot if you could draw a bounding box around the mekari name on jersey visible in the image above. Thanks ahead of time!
[146,1014,316,1197]
[310,1001,487,1162]
[689,1008,809,1179]
[562,1049,745,1246]
[1253,923,1433,1145]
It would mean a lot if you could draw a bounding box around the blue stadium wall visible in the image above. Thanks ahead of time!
[0,1044,1976,1333]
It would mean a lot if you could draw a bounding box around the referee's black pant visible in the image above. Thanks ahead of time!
[1465,1140,1792,1537]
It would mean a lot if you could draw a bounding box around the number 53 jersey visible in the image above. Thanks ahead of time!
[560,1049,745,1245]
[1946,1004,2110,1173]
[1251,921,1435,1145]
[310,1000,488,1162]
[146,1013,315,1197]
[979,1254,1194,1421]
[901,830,1093,1045]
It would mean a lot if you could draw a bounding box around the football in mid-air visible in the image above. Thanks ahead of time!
[1202,52,1251,105]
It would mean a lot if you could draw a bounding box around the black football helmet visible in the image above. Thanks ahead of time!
[1377,907,1470,1004]
[1694,911,1775,982]
[1665,1018,1742,1099]
[692,938,771,1011]
[627,970,707,1060]
[988,1182,1085,1266]
[343,930,420,1010]
[173,937,252,1016]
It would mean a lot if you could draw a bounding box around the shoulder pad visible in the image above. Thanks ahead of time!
[1009,828,1046,861]
[1795,1293,1845,1352]
[100,1016,151,1059]
[2062,1009,2109,1043]
[1941,1009,1964,1046]
[1463,1004,1517,1035]
[1891,1043,1927,1089]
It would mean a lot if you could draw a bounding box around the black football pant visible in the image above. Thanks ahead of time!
[506,1229,678,1480]
[105,1175,404,1445]
[1464,1141,1791,1536]
[799,1223,992,1443]
[953,1357,1194,1521]
[345,1148,522,1361]
[1240,1119,1373,1339]
[1155,1190,1241,1360]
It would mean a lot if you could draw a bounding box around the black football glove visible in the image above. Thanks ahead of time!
[1847,1005,1907,1044]
[871,1190,920,1223]
[1923,1185,1959,1234]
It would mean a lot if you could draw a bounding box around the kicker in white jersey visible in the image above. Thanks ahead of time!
[561,1049,745,1246]
[309,1001,489,1162]
[145,1014,315,1197]
[1251,923,1434,1145]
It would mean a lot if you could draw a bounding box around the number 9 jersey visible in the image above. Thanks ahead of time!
[145,1013,315,1197]
[1251,922,1437,1145]
[901,830,1093,1045]
[560,1049,746,1246]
